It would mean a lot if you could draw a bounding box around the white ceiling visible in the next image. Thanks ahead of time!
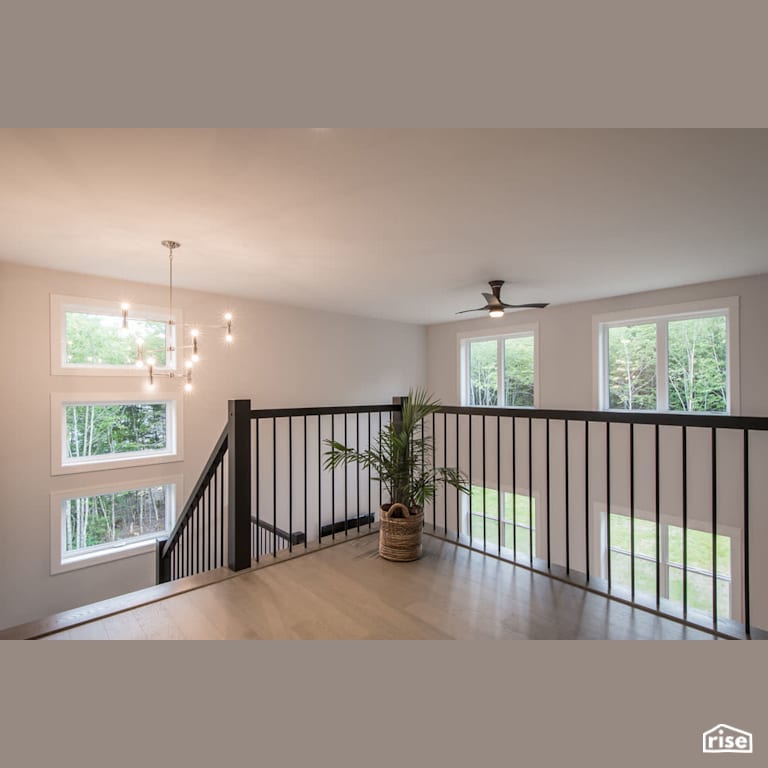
[1,129,767,324]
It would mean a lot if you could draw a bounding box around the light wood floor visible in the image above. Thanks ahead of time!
[41,534,714,640]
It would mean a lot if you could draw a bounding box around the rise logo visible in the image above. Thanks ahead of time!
[702,724,753,754]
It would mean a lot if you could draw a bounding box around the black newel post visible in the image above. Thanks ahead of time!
[228,399,252,571]
[156,538,171,584]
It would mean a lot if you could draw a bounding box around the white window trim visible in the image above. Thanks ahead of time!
[50,474,181,575]
[51,293,183,376]
[51,391,184,476]
[592,296,740,415]
[463,482,538,557]
[599,505,742,622]
[458,323,540,408]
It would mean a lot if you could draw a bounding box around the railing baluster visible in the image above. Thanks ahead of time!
[497,415,502,555]
[584,420,589,581]
[331,414,336,539]
[455,413,460,540]
[528,416,533,566]
[630,422,635,602]
[546,418,551,569]
[468,413,473,548]
[289,416,293,552]
[318,414,322,543]
[482,414,486,550]
[606,421,611,591]
[743,429,751,635]
[212,468,217,569]
[344,413,348,534]
[433,412,438,532]
[511,415,516,556]
[273,417,277,557]
[442,412,447,533]
[565,419,570,574]
[711,427,718,630]
[207,482,212,571]
[356,412,360,531]
[219,459,224,567]
[368,412,372,529]
[304,414,308,547]
[655,425,660,611]
[254,417,260,563]
[682,425,688,620]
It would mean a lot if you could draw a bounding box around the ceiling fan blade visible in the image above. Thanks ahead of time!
[499,302,550,309]
[455,306,491,314]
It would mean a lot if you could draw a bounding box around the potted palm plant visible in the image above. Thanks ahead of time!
[324,389,468,561]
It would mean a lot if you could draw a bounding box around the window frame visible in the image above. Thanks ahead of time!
[464,483,538,558]
[50,474,181,574]
[51,293,183,376]
[593,296,739,414]
[601,509,741,622]
[458,323,540,408]
[50,391,183,476]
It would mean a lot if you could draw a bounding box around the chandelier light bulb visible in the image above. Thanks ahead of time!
[184,382,193,392]
[224,312,232,321]
[119,302,131,337]
[225,333,233,343]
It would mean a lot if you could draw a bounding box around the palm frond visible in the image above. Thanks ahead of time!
[323,389,469,509]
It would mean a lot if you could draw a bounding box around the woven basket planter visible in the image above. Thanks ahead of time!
[378,503,424,562]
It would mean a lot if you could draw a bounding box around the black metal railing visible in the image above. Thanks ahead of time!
[156,400,255,583]
[158,396,766,638]
[424,405,768,638]
[252,516,305,557]
[249,403,399,560]
[156,424,228,583]
[156,399,399,583]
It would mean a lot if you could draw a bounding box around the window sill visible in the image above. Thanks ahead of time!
[52,537,160,575]
[53,452,182,476]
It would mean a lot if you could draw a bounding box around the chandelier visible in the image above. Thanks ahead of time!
[120,240,234,392]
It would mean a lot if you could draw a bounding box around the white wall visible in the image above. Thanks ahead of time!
[427,273,768,415]
[426,273,768,630]
[0,261,426,630]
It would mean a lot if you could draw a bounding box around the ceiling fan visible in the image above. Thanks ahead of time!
[456,280,549,318]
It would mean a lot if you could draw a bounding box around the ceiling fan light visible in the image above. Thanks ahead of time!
[489,308,505,318]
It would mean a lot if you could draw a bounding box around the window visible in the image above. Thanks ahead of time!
[460,327,538,407]
[51,392,182,475]
[51,294,181,375]
[595,298,738,413]
[51,477,179,573]
[606,512,737,621]
[468,485,536,558]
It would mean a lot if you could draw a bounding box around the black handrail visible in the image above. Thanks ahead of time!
[251,404,400,419]
[438,404,768,430]
[251,516,305,546]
